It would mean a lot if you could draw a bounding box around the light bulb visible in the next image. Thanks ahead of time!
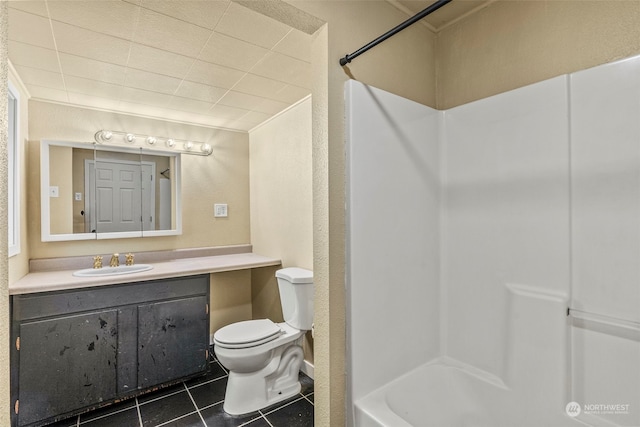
[201,143,212,155]
[146,136,157,145]
[184,141,193,151]
[125,133,136,143]
[166,139,175,148]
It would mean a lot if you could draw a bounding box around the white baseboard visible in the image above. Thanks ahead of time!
[301,359,314,379]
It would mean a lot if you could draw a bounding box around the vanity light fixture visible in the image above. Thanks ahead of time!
[94,130,213,156]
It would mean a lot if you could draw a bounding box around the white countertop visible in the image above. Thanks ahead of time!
[11,252,281,295]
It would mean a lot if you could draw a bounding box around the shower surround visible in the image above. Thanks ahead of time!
[346,55,640,427]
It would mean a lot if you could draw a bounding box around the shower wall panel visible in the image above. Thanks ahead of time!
[570,55,640,427]
[346,81,441,404]
[442,76,571,379]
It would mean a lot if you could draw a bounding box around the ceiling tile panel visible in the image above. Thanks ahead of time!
[217,90,288,116]
[232,73,287,100]
[52,21,132,66]
[174,80,228,104]
[127,43,195,79]
[8,8,56,49]
[14,66,65,90]
[124,68,183,95]
[133,7,212,58]
[140,0,230,30]
[251,51,311,89]
[8,41,60,73]
[47,0,140,40]
[58,53,127,85]
[64,75,123,100]
[7,1,48,18]
[214,1,290,49]
[185,60,245,89]
[198,32,268,72]
[166,96,214,114]
[272,84,311,105]
[206,103,250,120]
[272,29,312,63]
[119,87,174,106]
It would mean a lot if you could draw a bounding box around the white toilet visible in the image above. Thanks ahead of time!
[213,267,313,415]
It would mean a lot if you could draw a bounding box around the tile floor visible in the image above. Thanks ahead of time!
[47,348,314,427]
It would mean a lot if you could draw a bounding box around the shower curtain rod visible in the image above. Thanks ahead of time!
[339,0,452,66]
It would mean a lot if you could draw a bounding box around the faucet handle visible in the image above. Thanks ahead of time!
[93,256,103,269]
[125,253,135,266]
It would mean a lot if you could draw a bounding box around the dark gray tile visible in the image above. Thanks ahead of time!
[139,391,196,426]
[305,393,314,403]
[185,361,227,387]
[299,373,314,396]
[188,377,227,409]
[156,412,204,427]
[265,398,314,427]
[241,417,272,427]
[200,403,261,427]
[80,399,136,423]
[137,382,185,404]
[81,407,140,427]
[259,394,301,415]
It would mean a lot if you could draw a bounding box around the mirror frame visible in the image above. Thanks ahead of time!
[41,139,182,242]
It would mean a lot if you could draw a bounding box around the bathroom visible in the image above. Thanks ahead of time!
[2,1,640,427]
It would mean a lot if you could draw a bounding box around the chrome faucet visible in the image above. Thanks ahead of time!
[109,253,119,267]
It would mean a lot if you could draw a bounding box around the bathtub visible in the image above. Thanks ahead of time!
[354,359,591,427]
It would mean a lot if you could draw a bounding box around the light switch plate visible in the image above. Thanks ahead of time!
[49,186,59,198]
[75,192,82,201]
[214,204,228,217]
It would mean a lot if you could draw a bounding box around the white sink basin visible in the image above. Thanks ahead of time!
[73,264,153,277]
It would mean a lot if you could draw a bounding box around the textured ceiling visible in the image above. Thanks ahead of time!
[8,0,312,132]
[8,1,490,132]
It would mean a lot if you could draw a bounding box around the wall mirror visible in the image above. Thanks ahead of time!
[41,140,182,242]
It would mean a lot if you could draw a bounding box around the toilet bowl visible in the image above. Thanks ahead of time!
[214,267,313,415]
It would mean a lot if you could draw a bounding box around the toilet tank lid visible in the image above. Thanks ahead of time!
[276,267,313,284]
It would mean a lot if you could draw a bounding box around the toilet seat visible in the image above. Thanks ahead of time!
[214,319,282,349]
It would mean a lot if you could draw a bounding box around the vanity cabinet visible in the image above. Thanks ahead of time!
[11,275,210,427]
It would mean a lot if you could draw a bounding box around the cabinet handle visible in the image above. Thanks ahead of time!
[14,400,19,415]
[15,337,20,351]
[205,304,209,315]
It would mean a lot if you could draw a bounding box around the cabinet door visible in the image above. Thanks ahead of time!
[137,296,208,388]
[17,310,119,426]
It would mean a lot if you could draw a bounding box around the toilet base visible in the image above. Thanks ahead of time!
[223,344,304,415]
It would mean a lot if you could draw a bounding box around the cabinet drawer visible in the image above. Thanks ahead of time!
[14,275,209,320]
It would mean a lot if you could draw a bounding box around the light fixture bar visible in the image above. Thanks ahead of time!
[95,130,213,156]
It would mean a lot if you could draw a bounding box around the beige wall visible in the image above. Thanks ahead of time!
[249,97,314,365]
[209,270,253,336]
[249,96,313,270]
[27,101,251,259]
[1,4,10,426]
[437,0,640,109]
[48,145,73,234]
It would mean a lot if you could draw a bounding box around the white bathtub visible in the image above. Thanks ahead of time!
[355,360,591,427]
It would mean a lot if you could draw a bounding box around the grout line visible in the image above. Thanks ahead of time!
[260,395,306,417]
[303,392,314,405]
[137,385,186,406]
[135,397,143,427]
[77,403,136,425]
[155,410,200,427]
[183,382,208,427]
[187,374,227,392]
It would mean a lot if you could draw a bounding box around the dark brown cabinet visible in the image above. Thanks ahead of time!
[11,275,210,427]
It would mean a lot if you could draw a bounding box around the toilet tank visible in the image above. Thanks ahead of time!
[276,267,314,331]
